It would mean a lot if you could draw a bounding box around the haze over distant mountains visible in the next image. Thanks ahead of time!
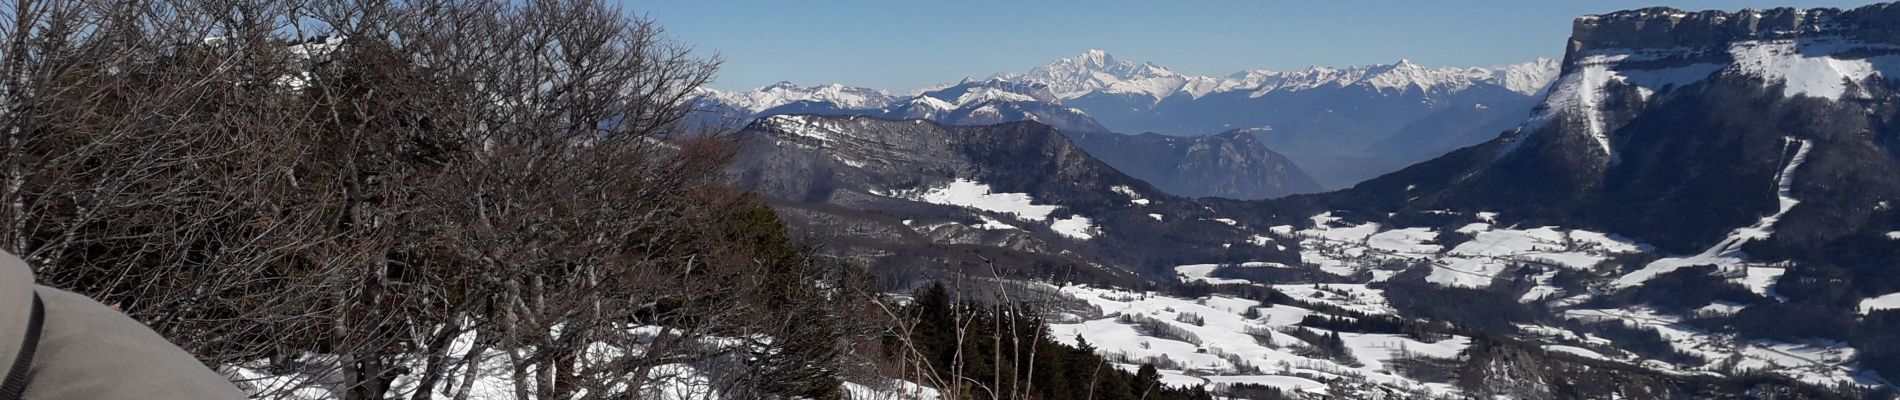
[698,51,1562,191]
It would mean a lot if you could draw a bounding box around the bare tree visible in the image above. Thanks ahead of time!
[0,0,877,399]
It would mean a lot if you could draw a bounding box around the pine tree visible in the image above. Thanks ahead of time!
[1133,364,1163,398]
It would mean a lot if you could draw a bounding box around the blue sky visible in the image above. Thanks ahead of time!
[629,1,1884,91]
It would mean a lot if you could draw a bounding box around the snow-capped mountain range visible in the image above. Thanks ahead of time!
[698,51,1562,190]
[698,81,898,115]
[994,49,1559,104]
[703,50,1558,114]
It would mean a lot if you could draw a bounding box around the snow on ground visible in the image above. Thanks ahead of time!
[759,115,849,144]
[1309,212,1342,226]
[1273,284,1395,316]
[229,324,902,400]
[1545,345,1609,360]
[1562,306,1880,387]
[1187,211,1888,389]
[1211,218,1239,226]
[1736,266,1786,298]
[1445,227,1614,286]
[1148,213,1164,222]
[975,215,1020,230]
[879,178,1100,241]
[1051,215,1097,240]
[1366,228,1440,256]
[1523,37,1897,161]
[1527,53,1623,156]
[893,179,1060,220]
[1861,292,1900,315]
[1727,38,1900,101]
[1568,230,1651,253]
[1887,231,1900,240]
[1174,263,1256,286]
[1104,364,1215,388]
[1111,185,1152,206]
[1615,138,1811,288]
[1248,235,1278,249]
[842,379,943,400]
[1288,213,1644,289]
[1519,269,1564,303]
[1698,301,1749,316]
[1049,286,1469,397]
[1300,221,1381,244]
[1201,375,1327,393]
[1337,332,1471,372]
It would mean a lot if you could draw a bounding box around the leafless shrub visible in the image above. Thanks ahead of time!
[0,0,877,399]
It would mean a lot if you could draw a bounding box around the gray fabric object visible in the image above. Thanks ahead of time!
[0,252,245,399]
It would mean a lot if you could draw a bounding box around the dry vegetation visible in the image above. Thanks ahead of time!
[0,0,881,399]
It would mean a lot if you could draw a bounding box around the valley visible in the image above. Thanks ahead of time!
[7,0,1900,399]
[713,3,1900,399]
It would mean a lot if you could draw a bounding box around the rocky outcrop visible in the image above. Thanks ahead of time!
[1308,2,1900,261]
[1569,4,1900,56]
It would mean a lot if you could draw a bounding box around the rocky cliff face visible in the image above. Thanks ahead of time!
[1568,5,1900,58]
[1318,3,1900,252]
[1272,7,1900,379]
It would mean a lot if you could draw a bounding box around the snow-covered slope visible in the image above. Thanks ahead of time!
[699,81,896,114]
[998,50,1558,104]
[994,49,1184,99]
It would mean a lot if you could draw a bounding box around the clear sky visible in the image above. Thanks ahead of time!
[628,0,1885,91]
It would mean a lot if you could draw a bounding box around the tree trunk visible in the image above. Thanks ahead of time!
[410,317,464,400]
[451,329,490,400]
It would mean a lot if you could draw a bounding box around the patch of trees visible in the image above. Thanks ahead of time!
[1377,269,1540,334]
[1852,310,1900,388]
[1624,265,1762,314]
[1116,313,1203,346]
[1278,327,1356,366]
[1570,322,1703,367]
[0,0,881,399]
[1296,314,1452,343]
[1206,262,1356,285]
[1215,383,1299,400]
[1172,282,1294,306]
[1386,351,1461,384]
[883,283,1213,400]
[1454,335,1860,400]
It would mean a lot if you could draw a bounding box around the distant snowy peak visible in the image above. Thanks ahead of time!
[1235,58,1561,98]
[921,79,1062,108]
[1002,50,1561,103]
[1494,58,1565,95]
[701,82,895,114]
[1006,49,1182,98]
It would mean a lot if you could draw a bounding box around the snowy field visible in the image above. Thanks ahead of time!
[1561,306,1888,388]
[877,178,1099,241]
[226,326,941,400]
[1162,207,1900,392]
[1047,285,1470,397]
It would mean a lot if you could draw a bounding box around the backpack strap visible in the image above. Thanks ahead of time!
[0,293,43,400]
